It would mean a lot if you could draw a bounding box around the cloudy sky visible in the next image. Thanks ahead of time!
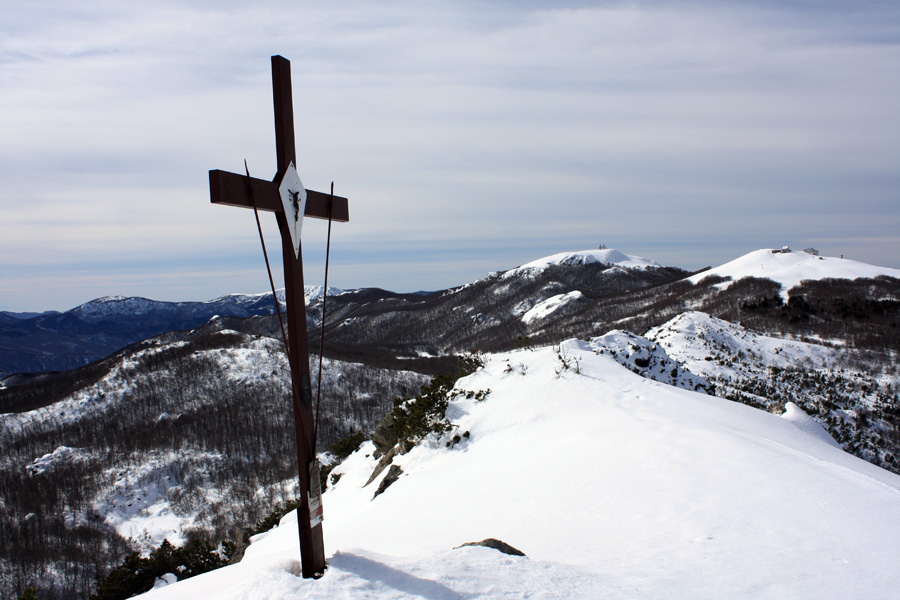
[1,0,898,312]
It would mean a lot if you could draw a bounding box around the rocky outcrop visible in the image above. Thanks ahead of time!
[372,465,403,499]
[455,538,526,557]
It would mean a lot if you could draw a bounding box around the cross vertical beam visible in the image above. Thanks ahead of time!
[270,54,326,578]
[272,56,296,177]
[210,55,347,579]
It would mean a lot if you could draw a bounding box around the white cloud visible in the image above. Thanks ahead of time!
[1,0,898,310]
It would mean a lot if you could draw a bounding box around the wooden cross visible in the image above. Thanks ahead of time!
[208,55,348,578]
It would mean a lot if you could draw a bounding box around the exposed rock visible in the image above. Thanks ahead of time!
[454,538,527,557]
[365,445,401,487]
[372,465,403,499]
[371,412,399,458]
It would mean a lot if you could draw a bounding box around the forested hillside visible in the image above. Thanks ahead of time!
[0,328,430,600]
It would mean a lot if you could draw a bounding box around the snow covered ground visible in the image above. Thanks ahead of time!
[137,339,900,600]
[687,248,900,297]
[92,451,230,553]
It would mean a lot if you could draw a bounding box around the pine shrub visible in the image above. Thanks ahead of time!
[91,539,231,600]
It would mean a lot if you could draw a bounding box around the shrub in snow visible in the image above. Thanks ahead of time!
[364,357,488,490]
[389,375,458,447]
[375,355,486,456]
[331,431,367,461]
[553,345,581,375]
[250,498,302,537]
[18,588,41,600]
[91,539,230,600]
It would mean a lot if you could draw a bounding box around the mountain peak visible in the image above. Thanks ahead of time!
[502,248,661,279]
[73,296,164,318]
[688,248,900,295]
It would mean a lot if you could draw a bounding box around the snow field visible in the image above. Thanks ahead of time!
[138,339,900,600]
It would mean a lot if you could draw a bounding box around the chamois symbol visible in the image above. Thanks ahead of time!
[288,189,302,223]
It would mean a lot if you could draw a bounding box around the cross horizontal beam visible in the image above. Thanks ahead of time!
[209,169,349,222]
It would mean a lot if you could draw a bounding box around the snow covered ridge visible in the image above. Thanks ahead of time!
[73,295,172,318]
[137,339,900,600]
[687,248,900,296]
[646,311,900,472]
[590,330,713,393]
[647,311,840,375]
[781,401,842,449]
[502,248,661,279]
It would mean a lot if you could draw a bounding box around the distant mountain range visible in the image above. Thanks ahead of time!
[0,293,280,376]
[2,247,898,379]
[1,310,60,320]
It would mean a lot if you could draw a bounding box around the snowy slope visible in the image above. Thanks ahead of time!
[687,248,900,297]
[591,329,713,393]
[502,248,660,279]
[137,340,900,600]
[646,311,840,379]
[520,291,585,324]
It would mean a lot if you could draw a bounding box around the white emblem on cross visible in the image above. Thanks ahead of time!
[278,162,307,259]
